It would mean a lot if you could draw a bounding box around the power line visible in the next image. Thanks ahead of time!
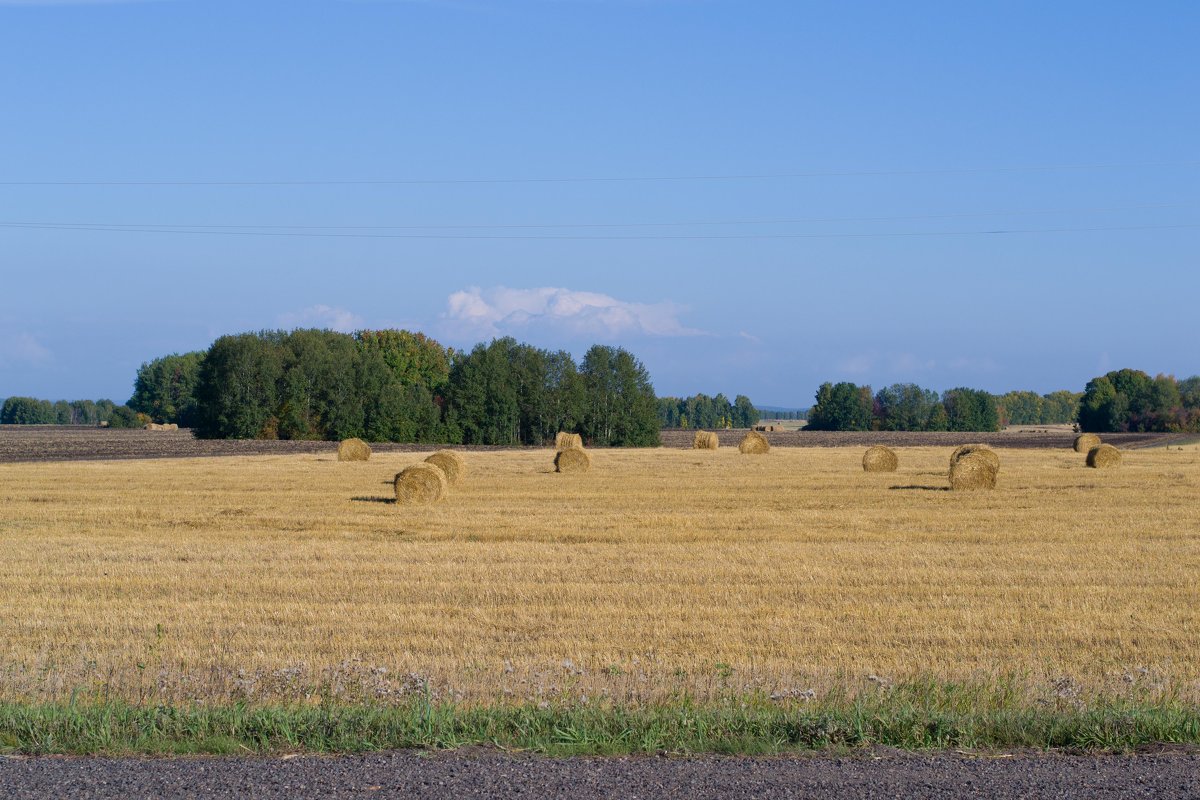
[1,160,1197,187]
[0,203,1191,232]
[1,221,1195,240]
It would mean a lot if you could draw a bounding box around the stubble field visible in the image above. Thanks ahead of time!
[2,440,1198,710]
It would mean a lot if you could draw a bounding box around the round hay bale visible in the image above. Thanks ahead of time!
[394,463,448,505]
[738,430,770,455]
[1086,443,1122,469]
[1074,433,1102,453]
[862,445,898,472]
[337,438,372,462]
[555,431,583,450]
[693,430,720,450]
[424,450,466,485]
[554,447,591,473]
[949,444,999,473]
[949,451,999,490]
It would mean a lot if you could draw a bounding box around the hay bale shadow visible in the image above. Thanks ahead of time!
[352,496,396,504]
[888,485,950,492]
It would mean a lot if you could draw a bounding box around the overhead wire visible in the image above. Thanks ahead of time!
[0,221,1195,240]
[0,202,1192,232]
[0,160,1197,187]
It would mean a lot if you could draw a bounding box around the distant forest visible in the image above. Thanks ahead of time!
[6,328,1197,439]
[125,329,661,447]
[801,371,1200,433]
[0,397,143,428]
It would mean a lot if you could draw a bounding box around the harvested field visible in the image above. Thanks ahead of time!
[0,426,1187,464]
[2,444,1198,707]
[661,428,1183,451]
[0,427,511,463]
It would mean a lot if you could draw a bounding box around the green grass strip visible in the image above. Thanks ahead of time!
[2,695,1199,756]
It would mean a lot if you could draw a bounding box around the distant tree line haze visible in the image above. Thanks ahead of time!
[803,382,1083,432]
[656,393,759,429]
[0,396,143,428]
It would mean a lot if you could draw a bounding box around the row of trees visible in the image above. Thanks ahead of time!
[0,396,144,427]
[758,409,805,421]
[656,393,759,429]
[1078,369,1200,432]
[804,382,1083,432]
[445,336,659,446]
[131,329,662,446]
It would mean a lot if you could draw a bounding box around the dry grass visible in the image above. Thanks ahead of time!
[1,445,1198,705]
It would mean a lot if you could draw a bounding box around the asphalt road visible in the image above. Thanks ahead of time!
[3,750,1199,799]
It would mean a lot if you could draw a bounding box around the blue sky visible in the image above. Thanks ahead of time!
[1,1,1197,407]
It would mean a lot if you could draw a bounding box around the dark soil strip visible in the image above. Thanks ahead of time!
[2,750,1198,799]
[0,427,526,464]
[1,426,1186,464]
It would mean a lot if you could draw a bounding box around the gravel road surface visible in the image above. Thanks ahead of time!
[3,750,1199,799]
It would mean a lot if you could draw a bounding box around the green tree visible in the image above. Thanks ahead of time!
[69,399,99,425]
[996,390,1043,426]
[129,351,205,427]
[276,329,364,440]
[732,395,759,428]
[445,338,523,445]
[1179,376,1200,408]
[1040,390,1081,424]
[193,333,285,439]
[874,383,941,431]
[354,329,451,393]
[107,405,143,428]
[51,399,72,425]
[1078,369,1157,432]
[942,388,1000,432]
[806,382,873,431]
[0,397,54,424]
[543,349,585,442]
[1078,375,1120,432]
[579,345,659,446]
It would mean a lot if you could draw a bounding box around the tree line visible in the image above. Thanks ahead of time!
[1078,369,1200,432]
[128,329,662,447]
[656,393,759,429]
[803,382,1083,432]
[0,396,144,427]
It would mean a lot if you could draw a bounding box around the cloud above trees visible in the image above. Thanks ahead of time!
[442,286,703,340]
[277,305,364,333]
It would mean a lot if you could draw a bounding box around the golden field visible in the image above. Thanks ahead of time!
[1,443,1198,705]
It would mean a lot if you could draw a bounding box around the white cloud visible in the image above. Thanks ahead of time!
[838,353,876,375]
[947,356,1000,372]
[442,286,704,339]
[0,333,52,366]
[888,352,937,373]
[277,305,364,333]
